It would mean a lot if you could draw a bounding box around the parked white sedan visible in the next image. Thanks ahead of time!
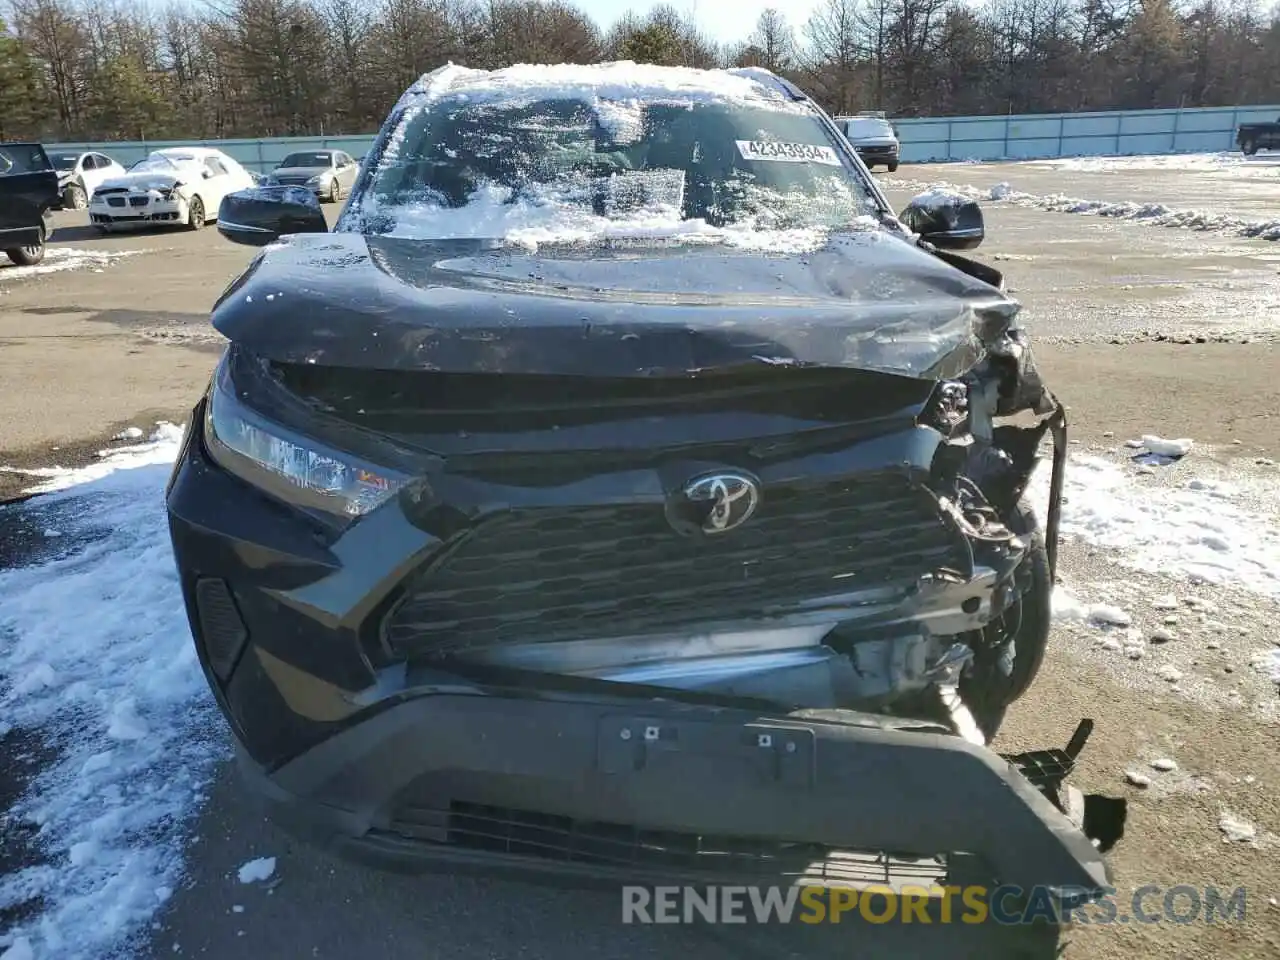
[88,147,256,232]
[48,150,127,210]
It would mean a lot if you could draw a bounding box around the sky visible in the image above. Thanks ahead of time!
[581,0,825,45]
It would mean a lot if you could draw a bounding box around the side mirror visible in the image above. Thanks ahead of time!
[898,191,985,250]
[216,186,328,247]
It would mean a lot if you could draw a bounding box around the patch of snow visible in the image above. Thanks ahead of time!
[1139,435,1194,458]
[113,427,144,441]
[1031,454,1280,599]
[2,939,35,960]
[1088,604,1132,627]
[1124,770,1152,787]
[1156,664,1184,683]
[1152,593,1179,611]
[385,60,809,166]
[363,177,877,254]
[1219,811,1257,843]
[909,187,971,208]
[1034,151,1280,175]
[1152,758,1178,772]
[1050,584,1087,621]
[237,857,277,884]
[0,248,142,285]
[0,423,226,960]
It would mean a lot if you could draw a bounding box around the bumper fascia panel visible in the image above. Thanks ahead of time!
[237,686,1113,897]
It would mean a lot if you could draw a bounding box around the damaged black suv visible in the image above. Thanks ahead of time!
[167,63,1121,904]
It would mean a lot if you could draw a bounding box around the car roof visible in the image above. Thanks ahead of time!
[394,60,813,115]
[153,146,225,160]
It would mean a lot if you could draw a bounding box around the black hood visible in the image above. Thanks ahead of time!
[211,228,1019,380]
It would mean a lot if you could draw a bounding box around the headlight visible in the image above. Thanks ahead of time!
[203,358,409,517]
[306,174,324,185]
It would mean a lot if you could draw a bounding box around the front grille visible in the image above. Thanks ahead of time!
[384,471,959,657]
[107,197,126,207]
[274,176,310,185]
[386,799,948,888]
[128,196,148,207]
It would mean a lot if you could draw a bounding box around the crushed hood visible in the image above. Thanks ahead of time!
[96,170,194,192]
[211,228,1019,379]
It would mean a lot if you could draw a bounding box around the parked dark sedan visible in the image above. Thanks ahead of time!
[166,62,1123,907]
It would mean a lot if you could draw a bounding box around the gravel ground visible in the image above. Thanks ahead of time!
[2,160,1279,960]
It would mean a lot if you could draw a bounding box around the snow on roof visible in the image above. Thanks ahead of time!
[394,60,807,115]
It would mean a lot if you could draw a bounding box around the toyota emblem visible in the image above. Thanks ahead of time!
[680,472,761,535]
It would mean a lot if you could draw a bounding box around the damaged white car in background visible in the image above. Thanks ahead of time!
[89,147,256,233]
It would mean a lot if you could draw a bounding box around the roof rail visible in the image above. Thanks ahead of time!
[726,67,808,102]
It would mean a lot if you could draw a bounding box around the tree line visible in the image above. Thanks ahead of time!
[1,0,1278,143]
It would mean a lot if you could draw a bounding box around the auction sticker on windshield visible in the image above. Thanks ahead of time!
[736,140,842,166]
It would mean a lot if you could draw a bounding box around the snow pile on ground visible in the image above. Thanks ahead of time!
[0,424,226,960]
[1033,451,1280,600]
[1035,151,1280,174]
[0,248,142,284]
[887,176,1280,241]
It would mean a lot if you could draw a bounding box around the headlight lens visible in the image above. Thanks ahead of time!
[203,359,409,517]
[306,174,323,185]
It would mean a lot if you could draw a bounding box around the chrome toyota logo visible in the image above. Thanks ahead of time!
[682,472,761,534]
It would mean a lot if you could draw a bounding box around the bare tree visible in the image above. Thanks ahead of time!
[0,0,1277,141]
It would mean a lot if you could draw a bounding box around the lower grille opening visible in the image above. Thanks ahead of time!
[386,800,949,888]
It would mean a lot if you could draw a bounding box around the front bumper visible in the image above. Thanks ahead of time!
[854,145,900,165]
[236,682,1114,898]
[90,192,187,227]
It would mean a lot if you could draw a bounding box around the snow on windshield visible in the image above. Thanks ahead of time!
[352,65,878,253]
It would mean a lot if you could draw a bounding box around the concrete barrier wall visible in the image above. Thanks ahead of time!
[45,104,1280,170]
[892,104,1280,162]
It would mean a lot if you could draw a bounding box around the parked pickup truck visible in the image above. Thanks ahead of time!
[1236,117,1280,156]
[0,141,59,266]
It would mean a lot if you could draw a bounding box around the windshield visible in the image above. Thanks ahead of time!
[280,152,332,168]
[360,95,880,245]
[129,154,187,173]
[52,154,79,171]
[845,118,894,140]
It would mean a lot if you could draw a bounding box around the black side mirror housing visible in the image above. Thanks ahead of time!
[898,192,985,250]
[217,186,328,247]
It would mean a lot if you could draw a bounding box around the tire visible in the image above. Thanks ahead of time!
[1242,139,1257,156]
[328,179,340,203]
[5,241,46,266]
[887,160,899,173]
[186,194,205,230]
[64,183,87,210]
[961,498,1052,740]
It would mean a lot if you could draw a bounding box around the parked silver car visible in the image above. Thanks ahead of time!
[263,150,358,203]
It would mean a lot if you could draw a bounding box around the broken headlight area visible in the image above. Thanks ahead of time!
[203,354,413,519]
